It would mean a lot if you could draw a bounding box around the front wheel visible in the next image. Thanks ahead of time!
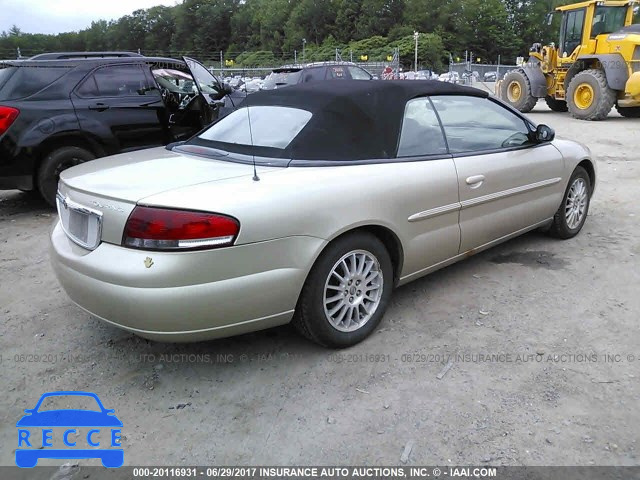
[37,146,95,207]
[293,232,393,348]
[548,166,592,239]
[566,69,616,121]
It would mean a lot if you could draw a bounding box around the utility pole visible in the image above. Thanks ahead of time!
[413,31,419,72]
[302,38,306,64]
[294,50,297,64]
[220,50,223,74]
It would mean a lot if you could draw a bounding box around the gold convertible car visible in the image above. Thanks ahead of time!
[50,80,595,348]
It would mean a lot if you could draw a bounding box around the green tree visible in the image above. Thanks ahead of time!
[355,0,405,39]
[285,0,338,49]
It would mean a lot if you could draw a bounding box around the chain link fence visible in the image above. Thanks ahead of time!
[448,62,517,84]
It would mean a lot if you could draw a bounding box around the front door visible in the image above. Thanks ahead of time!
[183,56,225,126]
[430,95,565,253]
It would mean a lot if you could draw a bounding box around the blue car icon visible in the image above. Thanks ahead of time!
[16,391,123,468]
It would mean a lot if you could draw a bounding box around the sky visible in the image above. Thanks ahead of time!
[0,0,179,35]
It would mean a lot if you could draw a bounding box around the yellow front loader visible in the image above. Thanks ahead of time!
[499,0,640,120]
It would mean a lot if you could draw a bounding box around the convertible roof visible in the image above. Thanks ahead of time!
[243,80,488,160]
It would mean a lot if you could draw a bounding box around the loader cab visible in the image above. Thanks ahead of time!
[556,2,639,58]
[559,8,586,57]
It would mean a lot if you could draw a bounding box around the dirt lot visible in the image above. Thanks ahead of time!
[1,97,639,470]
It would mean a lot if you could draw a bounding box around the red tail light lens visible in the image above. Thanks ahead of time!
[0,106,19,135]
[123,206,240,251]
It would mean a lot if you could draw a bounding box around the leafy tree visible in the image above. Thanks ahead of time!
[355,0,405,39]
[0,0,561,64]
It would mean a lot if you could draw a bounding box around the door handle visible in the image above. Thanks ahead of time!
[88,103,110,111]
[466,175,485,188]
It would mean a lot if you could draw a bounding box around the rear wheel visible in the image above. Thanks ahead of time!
[545,96,568,112]
[293,232,393,348]
[37,146,95,207]
[501,69,538,113]
[616,105,640,118]
[567,69,616,121]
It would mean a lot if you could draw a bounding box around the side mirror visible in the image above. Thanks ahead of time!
[222,83,234,95]
[535,124,555,143]
[546,13,554,26]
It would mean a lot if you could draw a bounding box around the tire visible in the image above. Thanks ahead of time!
[548,166,592,239]
[501,69,538,113]
[615,105,640,118]
[37,146,95,207]
[293,231,394,348]
[545,96,568,112]
[566,69,616,121]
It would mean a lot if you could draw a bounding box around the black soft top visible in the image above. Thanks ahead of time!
[241,80,488,160]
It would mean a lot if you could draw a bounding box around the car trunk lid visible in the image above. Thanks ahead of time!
[57,147,274,247]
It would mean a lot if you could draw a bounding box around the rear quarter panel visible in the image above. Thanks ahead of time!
[140,159,462,280]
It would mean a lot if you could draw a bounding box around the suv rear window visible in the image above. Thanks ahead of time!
[0,65,72,101]
[262,70,302,90]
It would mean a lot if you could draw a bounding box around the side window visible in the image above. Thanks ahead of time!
[348,66,372,80]
[562,9,585,55]
[76,65,150,98]
[302,68,325,83]
[396,98,447,157]
[430,96,533,154]
[326,66,348,79]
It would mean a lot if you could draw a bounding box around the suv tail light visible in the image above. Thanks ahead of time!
[0,106,19,135]
[123,206,240,251]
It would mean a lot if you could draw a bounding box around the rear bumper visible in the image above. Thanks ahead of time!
[50,222,326,342]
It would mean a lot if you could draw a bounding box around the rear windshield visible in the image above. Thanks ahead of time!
[0,65,72,101]
[197,106,312,150]
[262,70,302,90]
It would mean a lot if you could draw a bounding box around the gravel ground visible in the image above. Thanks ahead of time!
[1,96,639,470]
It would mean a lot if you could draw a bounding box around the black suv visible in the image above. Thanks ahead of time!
[261,62,374,90]
[0,54,231,205]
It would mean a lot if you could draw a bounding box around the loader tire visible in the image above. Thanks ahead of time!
[501,69,538,113]
[567,69,616,121]
[545,96,568,112]
[615,105,640,118]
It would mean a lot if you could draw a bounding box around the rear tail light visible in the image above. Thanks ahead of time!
[123,206,240,251]
[0,106,19,135]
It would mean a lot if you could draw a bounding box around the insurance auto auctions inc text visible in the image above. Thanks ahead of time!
[223,467,498,478]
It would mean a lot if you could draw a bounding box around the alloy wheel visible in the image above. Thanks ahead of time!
[565,177,588,229]
[323,250,384,332]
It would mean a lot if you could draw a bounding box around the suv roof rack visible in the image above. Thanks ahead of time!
[29,52,144,60]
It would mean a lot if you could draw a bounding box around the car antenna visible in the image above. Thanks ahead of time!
[245,94,260,182]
